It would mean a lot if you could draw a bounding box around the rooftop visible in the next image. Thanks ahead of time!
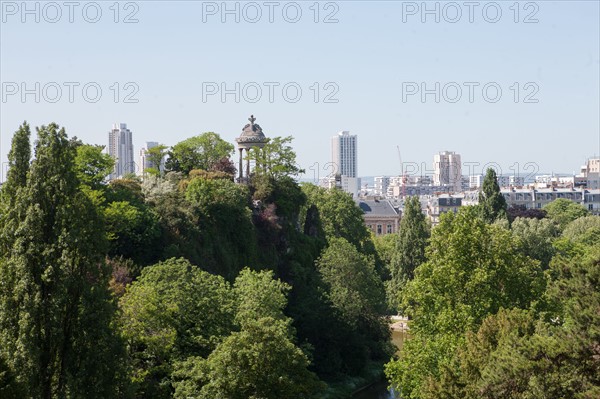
[356,199,399,217]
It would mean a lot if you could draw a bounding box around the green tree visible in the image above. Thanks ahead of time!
[172,269,323,399]
[372,233,397,281]
[144,144,168,176]
[185,177,257,279]
[388,196,429,312]
[185,176,249,215]
[0,121,30,203]
[173,317,324,399]
[233,268,290,326]
[317,238,387,327]
[150,190,204,264]
[104,200,161,266]
[316,238,392,373]
[0,355,25,399]
[544,198,589,230]
[74,144,114,189]
[301,183,371,251]
[248,136,304,178]
[385,207,544,399]
[0,122,31,269]
[510,216,559,269]
[166,132,234,174]
[561,215,600,246]
[478,168,507,223]
[103,179,161,266]
[120,257,235,398]
[423,243,600,399]
[0,123,125,398]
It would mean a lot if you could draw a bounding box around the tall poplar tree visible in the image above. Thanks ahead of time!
[388,196,429,312]
[0,122,31,398]
[479,168,507,223]
[0,123,125,398]
[1,121,31,202]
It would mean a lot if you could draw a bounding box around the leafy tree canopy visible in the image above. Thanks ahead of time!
[74,144,114,189]
[120,258,236,398]
[544,198,589,230]
[144,144,168,176]
[248,136,304,179]
[301,183,371,251]
[173,317,324,399]
[510,216,559,269]
[386,206,544,399]
[422,243,600,399]
[317,237,387,327]
[172,268,324,399]
[561,215,600,246]
[166,132,234,175]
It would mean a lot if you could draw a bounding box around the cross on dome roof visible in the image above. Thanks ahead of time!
[236,114,268,147]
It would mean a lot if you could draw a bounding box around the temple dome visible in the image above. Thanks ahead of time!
[236,115,268,147]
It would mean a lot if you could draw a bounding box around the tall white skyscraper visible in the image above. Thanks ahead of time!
[139,141,160,175]
[433,151,462,193]
[331,131,359,196]
[108,123,135,180]
[331,131,357,178]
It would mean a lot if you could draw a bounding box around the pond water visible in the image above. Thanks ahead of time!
[351,329,407,399]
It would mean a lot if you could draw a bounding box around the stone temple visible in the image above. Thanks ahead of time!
[235,115,269,183]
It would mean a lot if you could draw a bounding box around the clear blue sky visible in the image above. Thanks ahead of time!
[1,1,599,181]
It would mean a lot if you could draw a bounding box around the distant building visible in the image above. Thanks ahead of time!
[433,151,462,193]
[427,194,463,225]
[108,123,135,179]
[323,175,361,198]
[470,174,524,189]
[331,131,358,196]
[576,157,600,189]
[374,176,390,197]
[584,189,600,215]
[356,199,401,236]
[341,176,361,197]
[332,131,357,178]
[466,188,586,210]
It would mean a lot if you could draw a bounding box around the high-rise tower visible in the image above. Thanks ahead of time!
[108,123,134,180]
[331,131,357,178]
[433,150,462,193]
[331,131,359,196]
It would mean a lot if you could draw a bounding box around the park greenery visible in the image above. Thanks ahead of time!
[1,121,598,398]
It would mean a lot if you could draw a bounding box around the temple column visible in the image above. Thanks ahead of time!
[245,148,250,179]
[238,148,243,181]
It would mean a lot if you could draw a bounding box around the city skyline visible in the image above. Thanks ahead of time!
[1,2,598,179]
[1,117,596,183]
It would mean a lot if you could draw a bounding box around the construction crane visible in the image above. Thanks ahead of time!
[397,145,406,198]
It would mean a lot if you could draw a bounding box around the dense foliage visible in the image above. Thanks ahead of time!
[1,122,598,398]
[0,123,393,398]
[0,123,126,398]
[384,192,599,399]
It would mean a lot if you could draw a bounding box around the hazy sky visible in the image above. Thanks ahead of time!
[1,1,599,182]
